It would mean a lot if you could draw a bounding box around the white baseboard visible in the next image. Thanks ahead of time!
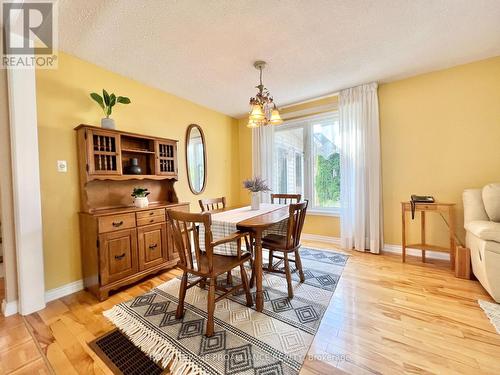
[302,233,450,260]
[1,279,84,317]
[45,279,84,303]
[1,299,18,316]
[383,244,450,260]
[302,233,341,245]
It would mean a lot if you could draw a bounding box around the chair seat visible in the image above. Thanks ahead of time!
[262,233,287,249]
[196,252,252,276]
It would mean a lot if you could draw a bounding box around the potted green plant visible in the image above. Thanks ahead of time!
[131,187,150,208]
[243,176,271,210]
[90,89,131,129]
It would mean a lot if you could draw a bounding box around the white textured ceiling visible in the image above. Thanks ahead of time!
[58,0,500,117]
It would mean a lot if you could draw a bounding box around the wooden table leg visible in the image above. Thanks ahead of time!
[254,229,264,312]
[449,207,456,270]
[402,204,406,263]
[421,211,426,263]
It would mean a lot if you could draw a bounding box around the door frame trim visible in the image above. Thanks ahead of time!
[5,32,46,315]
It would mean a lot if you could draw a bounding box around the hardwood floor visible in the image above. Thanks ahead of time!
[1,241,499,374]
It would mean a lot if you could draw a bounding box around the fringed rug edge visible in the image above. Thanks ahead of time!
[478,300,500,334]
[103,304,206,375]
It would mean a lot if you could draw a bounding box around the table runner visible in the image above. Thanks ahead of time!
[199,203,289,256]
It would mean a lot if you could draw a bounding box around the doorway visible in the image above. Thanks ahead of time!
[0,46,46,316]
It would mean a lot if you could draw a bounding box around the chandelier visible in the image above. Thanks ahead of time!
[247,61,283,128]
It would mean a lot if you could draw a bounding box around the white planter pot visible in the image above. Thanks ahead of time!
[134,196,149,208]
[251,193,260,210]
[101,117,115,129]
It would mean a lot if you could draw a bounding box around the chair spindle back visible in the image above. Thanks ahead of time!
[271,194,301,205]
[167,210,214,273]
[199,197,226,212]
[285,200,308,249]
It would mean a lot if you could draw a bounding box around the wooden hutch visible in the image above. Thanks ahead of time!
[75,125,189,300]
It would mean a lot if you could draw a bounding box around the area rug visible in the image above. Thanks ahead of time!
[478,300,500,334]
[103,247,348,375]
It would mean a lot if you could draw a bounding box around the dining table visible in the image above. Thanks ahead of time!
[208,204,291,312]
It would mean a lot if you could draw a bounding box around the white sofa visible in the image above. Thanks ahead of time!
[463,185,500,302]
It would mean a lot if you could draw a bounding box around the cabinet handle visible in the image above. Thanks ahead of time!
[149,211,154,216]
[112,220,124,227]
[149,243,158,250]
[115,253,126,260]
[149,219,154,223]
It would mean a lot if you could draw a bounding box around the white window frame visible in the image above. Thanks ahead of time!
[274,112,340,216]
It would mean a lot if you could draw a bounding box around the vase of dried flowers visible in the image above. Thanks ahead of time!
[251,193,260,210]
[243,176,271,210]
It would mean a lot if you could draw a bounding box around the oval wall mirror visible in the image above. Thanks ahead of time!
[185,124,207,194]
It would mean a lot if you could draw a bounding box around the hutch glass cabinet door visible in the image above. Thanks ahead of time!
[86,129,122,175]
[155,140,177,176]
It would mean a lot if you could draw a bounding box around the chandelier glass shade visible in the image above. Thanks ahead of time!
[247,61,283,128]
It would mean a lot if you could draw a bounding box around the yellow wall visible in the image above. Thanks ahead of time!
[36,52,240,290]
[380,55,500,246]
[302,215,340,238]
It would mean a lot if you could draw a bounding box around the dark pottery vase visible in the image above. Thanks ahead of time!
[124,158,142,174]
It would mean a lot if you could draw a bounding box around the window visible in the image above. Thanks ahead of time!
[273,127,304,195]
[295,152,303,193]
[277,148,288,193]
[273,113,340,214]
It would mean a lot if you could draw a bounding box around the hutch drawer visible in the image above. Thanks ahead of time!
[136,208,165,219]
[98,213,136,233]
[137,214,165,227]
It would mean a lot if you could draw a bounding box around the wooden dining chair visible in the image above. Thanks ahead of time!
[198,196,243,285]
[270,193,301,204]
[199,197,226,212]
[262,200,308,298]
[267,193,302,274]
[168,210,253,337]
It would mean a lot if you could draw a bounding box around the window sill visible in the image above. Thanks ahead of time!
[307,209,341,217]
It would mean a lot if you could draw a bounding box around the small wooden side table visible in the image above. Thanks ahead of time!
[401,202,456,269]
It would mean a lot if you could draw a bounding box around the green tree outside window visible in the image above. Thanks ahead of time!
[315,152,340,206]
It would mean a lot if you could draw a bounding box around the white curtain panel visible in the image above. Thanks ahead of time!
[252,125,274,203]
[339,82,383,253]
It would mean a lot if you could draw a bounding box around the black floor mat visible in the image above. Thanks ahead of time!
[89,329,163,375]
